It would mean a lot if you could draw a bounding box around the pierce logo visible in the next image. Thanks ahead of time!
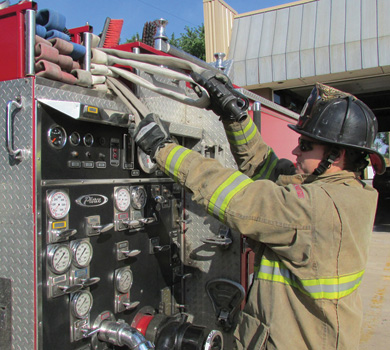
[76,194,108,207]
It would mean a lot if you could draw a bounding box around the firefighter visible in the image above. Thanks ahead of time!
[134,79,385,350]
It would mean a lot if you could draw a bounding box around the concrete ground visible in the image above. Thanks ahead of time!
[359,199,390,349]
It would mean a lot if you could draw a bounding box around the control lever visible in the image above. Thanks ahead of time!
[82,327,101,338]
[149,237,170,254]
[124,214,157,228]
[202,237,232,246]
[85,215,114,236]
[123,301,140,310]
[123,219,142,228]
[92,222,114,234]
[53,228,77,239]
[80,277,100,288]
[206,278,245,331]
[202,225,232,248]
[138,215,157,224]
[122,249,141,258]
[153,245,170,253]
[58,283,83,294]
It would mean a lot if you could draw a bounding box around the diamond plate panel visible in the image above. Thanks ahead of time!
[0,73,242,346]
[0,78,35,350]
[138,72,242,331]
[35,77,130,112]
[0,78,131,350]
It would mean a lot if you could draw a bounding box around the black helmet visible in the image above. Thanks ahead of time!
[288,83,386,175]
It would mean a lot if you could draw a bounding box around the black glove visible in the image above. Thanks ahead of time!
[191,70,249,122]
[134,114,172,160]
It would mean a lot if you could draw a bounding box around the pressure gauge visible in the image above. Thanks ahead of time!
[48,125,67,149]
[137,148,158,174]
[114,187,131,212]
[83,133,94,147]
[131,186,147,210]
[69,131,81,146]
[70,291,93,319]
[47,190,70,220]
[71,240,93,268]
[47,244,72,274]
[115,267,133,294]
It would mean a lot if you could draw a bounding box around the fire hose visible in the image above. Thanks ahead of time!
[77,47,249,125]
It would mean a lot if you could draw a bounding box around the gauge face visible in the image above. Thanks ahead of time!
[47,190,70,219]
[71,291,93,318]
[69,131,81,146]
[115,268,133,293]
[72,240,93,268]
[48,125,67,149]
[114,187,131,212]
[131,186,147,210]
[48,244,72,274]
[83,133,94,147]
[137,148,158,174]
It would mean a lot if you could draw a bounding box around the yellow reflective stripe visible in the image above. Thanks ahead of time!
[226,118,257,145]
[208,171,253,221]
[218,178,253,221]
[164,146,191,182]
[252,149,278,180]
[208,172,241,215]
[257,258,365,300]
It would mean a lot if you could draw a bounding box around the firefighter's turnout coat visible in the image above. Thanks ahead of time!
[155,116,378,349]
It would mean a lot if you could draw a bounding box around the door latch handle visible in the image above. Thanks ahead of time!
[6,97,31,162]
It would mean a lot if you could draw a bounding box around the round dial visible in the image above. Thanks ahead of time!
[72,240,93,268]
[114,187,131,212]
[47,244,72,274]
[47,190,70,219]
[47,125,66,149]
[48,125,67,149]
[69,131,81,146]
[115,268,133,293]
[83,133,94,147]
[71,291,93,318]
[137,148,158,174]
[131,186,147,210]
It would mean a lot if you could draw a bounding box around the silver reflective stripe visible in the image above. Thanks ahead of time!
[225,118,257,145]
[252,149,278,180]
[208,172,253,221]
[258,258,365,300]
[164,145,192,181]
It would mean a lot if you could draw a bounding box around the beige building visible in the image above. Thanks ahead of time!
[203,0,390,132]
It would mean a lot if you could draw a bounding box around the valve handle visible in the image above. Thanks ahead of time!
[92,222,114,233]
[58,283,83,294]
[54,228,77,239]
[123,249,141,258]
[82,327,100,338]
[81,277,100,287]
[123,301,140,310]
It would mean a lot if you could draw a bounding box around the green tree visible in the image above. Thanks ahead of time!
[124,23,206,61]
[375,132,389,162]
[173,24,205,61]
[125,33,141,43]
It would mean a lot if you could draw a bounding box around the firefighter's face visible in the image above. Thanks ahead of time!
[292,137,326,174]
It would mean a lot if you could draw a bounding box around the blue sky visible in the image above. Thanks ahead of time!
[32,0,293,42]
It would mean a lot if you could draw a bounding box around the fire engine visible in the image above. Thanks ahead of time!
[0,2,298,349]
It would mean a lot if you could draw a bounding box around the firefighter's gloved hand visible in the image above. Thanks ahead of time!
[134,114,172,160]
[191,70,249,122]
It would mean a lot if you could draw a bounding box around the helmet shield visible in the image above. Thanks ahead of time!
[289,83,386,174]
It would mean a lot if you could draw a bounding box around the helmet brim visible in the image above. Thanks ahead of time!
[288,124,386,175]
